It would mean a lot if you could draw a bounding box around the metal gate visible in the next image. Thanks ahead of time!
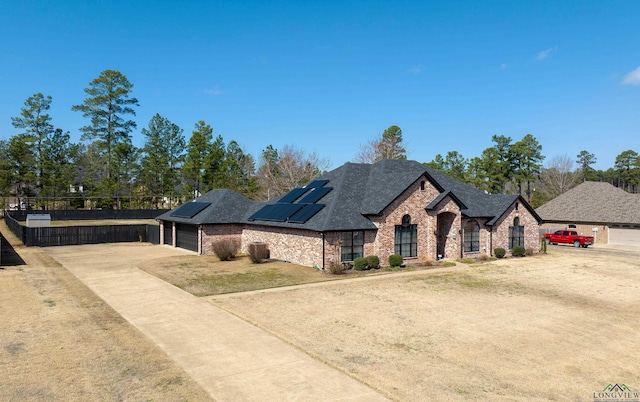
[176,223,198,252]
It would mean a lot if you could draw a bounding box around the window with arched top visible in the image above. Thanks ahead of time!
[395,214,417,257]
[464,220,480,252]
[509,217,524,249]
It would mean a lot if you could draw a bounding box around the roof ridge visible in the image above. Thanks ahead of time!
[319,163,357,231]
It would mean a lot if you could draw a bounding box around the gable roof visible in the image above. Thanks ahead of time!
[535,181,640,225]
[159,159,541,230]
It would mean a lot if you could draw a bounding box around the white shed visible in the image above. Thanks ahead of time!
[26,214,51,228]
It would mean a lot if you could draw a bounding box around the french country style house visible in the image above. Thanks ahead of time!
[157,159,541,267]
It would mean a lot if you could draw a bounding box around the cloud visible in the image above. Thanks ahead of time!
[536,47,557,60]
[622,66,640,85]
[499,63,508,70]
[407,65,423,74]
[204,86,223,95]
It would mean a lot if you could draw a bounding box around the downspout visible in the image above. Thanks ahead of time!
[322,232,325,270]
[489,226,493,256]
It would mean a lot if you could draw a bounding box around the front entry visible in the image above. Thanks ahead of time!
[436,212,456,259]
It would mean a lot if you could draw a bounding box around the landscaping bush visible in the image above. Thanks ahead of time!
[353,257,369,271]
[211,237,241,261]
[418,255,436,266]
[478,253,491,262]
[525,247,535,256]
[494,248,506,259]
[512,245,526,257]
[389,254,403,267]
[326,259,346,275]
[366,255,380,269]
[248,242,269,263]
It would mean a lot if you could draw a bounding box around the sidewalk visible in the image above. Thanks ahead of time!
[45,244,389,402]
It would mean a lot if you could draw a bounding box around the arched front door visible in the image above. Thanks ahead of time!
[437,212,456,259]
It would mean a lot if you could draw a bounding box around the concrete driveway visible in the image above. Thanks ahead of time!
[45,243,388,401]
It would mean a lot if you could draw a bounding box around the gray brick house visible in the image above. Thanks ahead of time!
[157,159,542,267]
[536,181,640,245]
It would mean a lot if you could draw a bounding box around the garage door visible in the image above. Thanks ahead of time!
[609,227,640,246]
[163,223,173,245]
[176,223,198,252]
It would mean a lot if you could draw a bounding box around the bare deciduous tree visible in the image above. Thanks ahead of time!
[538,154,579,199]
[256,144,330,200]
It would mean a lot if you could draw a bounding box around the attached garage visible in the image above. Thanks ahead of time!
[609,227,640,246]
[175,223,198,252]
[536,182,640,246]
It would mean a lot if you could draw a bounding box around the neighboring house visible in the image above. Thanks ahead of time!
[536,181,640,246]
[157,159,541,268]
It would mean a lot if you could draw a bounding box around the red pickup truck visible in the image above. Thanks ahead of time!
[543,230,594,248]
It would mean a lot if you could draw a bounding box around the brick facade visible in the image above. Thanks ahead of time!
[370,179,444,264]
[242,226,324,268]
[163,179,540,267]
[201,224,244,255]
[491,202,541,254]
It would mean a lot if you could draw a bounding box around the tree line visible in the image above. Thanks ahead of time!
[0,70,329,209]
[423,136,640,207]
[1,69,638,210]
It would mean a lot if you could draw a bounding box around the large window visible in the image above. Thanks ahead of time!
[464,220,480,252]
[509,217,524,249]
[341,231,364,261]
[395,215,417,257]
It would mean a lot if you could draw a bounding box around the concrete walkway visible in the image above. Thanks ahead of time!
[45,244,389,402]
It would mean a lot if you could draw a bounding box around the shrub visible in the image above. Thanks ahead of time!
[353,257,369,271]
[494,248,506,259]
[248,242,269,263]
[211,237,241,261]
[439,261,456,267]
[418,255,436,266]
[512,245,526,257]
[326,259,346,275]
[525,247,535,256]
[478,253,491,262]
[366,255,380,269]
[389,254,403,267]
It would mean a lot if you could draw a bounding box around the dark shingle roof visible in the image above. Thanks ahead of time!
[159,159,541,230]
[536,181,640,225]
[156,189,258,224]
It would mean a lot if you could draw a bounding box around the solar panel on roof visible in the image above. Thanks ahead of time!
[298,187,332,204]
[277,187,308,204]
[248,203,304,222]
[288,203,325,223]
[306,179,329,188]
[170,202,211,218]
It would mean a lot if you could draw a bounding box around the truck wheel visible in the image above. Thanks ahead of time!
[573,240,580,248]
[545,238,550,245]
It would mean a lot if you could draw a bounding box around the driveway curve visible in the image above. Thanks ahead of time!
[45,243,388,402]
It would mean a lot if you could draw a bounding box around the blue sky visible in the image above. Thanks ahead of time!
[1,0,639,171]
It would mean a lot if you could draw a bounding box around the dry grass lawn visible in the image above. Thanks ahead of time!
[0,222,211,401]
[137,254,359,296]
[210,245,640,401]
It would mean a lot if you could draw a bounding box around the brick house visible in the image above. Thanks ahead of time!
[536,181,640,245]
[157,159,541,267]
